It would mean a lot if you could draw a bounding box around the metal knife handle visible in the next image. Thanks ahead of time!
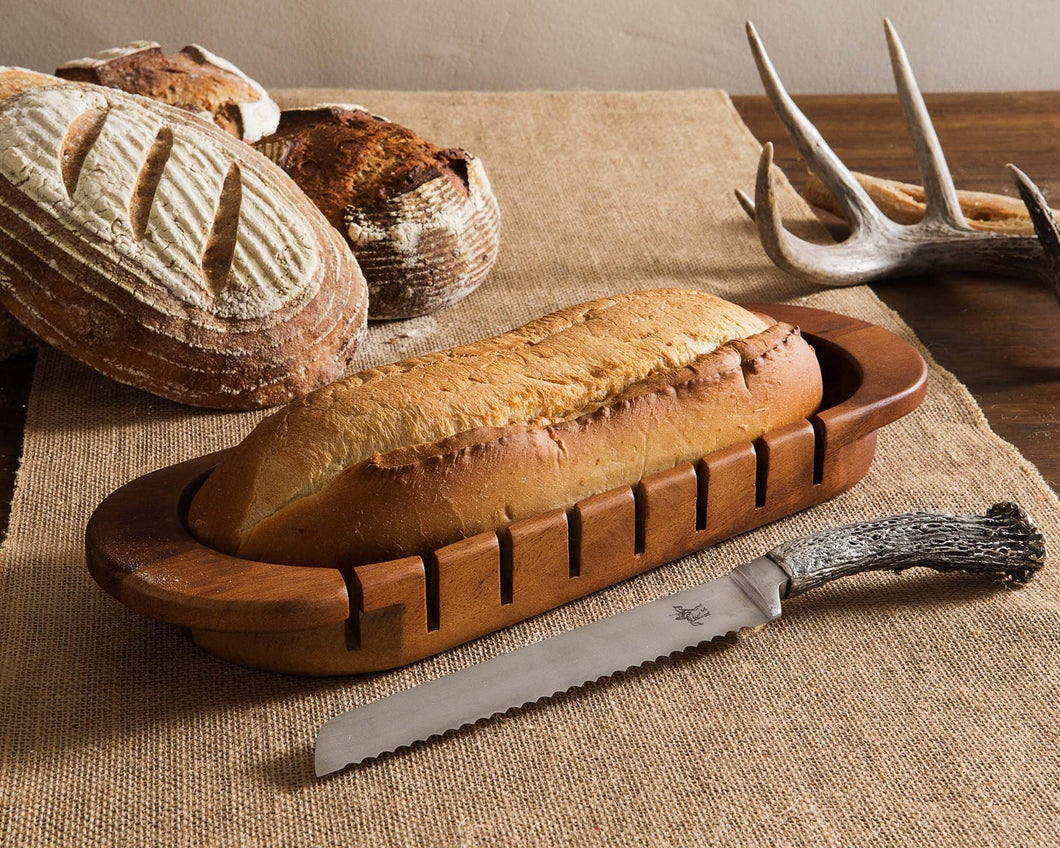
[768,502,1045,597]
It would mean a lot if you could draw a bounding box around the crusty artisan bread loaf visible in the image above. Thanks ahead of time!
[802,170,1051,234]
[56,42,280,142]
[189,289,823,567]
[0,44,283,365]
[0,69,368,408]
[255,105,501,320]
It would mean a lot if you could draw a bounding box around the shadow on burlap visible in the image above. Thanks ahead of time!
[0,90,1056,847]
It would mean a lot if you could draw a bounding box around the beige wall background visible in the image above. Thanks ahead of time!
[2,0,1055,93]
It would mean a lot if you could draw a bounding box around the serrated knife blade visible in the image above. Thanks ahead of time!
[315,556,784,777]
[315,503,1043,777]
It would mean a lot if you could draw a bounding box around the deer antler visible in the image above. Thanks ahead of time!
[736,19,1060,306]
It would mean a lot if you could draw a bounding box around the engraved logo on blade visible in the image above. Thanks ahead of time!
[671,603,711,626]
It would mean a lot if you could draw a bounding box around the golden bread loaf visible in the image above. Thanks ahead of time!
[189,289,823,566]
[0,69,368,408]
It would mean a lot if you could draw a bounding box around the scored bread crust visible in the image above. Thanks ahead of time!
[189,289,823,566]
[0,70,368,408]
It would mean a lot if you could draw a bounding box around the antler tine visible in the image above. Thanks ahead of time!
[753,142,824,280]
[745,20,883,231]
[1008,164,1060,305]
[883,19,967,230]
[734,188,756,221]
[752,142,892,285]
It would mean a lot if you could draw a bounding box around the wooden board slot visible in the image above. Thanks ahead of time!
[499,531,514,606]
[753,439,768,509]
[567,507,581,578]
[811,415,827,485]
[424,553,441,632]
[633,482,648,556]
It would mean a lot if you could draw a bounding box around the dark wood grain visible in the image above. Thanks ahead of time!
[733,92,1060,492]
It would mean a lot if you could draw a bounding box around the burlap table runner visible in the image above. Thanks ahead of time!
[0,90,1056,847]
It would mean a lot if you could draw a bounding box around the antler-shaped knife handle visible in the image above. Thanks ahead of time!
[768,502,1045,597]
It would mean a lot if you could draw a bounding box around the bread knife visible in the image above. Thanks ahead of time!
[315,503,1045,777]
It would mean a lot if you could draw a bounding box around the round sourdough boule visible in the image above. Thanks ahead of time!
[255,105,501,320]
[56,42,280,142]
[188,288,823,566]
[0,69,368,409]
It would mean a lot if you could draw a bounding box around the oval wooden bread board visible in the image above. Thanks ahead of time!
[86,303,927,675]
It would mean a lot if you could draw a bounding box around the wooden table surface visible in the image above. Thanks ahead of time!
[1,92,1058,542]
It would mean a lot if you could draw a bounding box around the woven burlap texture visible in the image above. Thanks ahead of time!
[0,90,1056,847]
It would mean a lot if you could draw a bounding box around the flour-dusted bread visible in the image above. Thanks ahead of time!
[255,105,501,320]
[0,69,368,408]
[189,289,823,566]
[56,42,280,142]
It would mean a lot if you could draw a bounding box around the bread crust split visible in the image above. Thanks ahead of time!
[189,289,823,566]
[0,70,368,408]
